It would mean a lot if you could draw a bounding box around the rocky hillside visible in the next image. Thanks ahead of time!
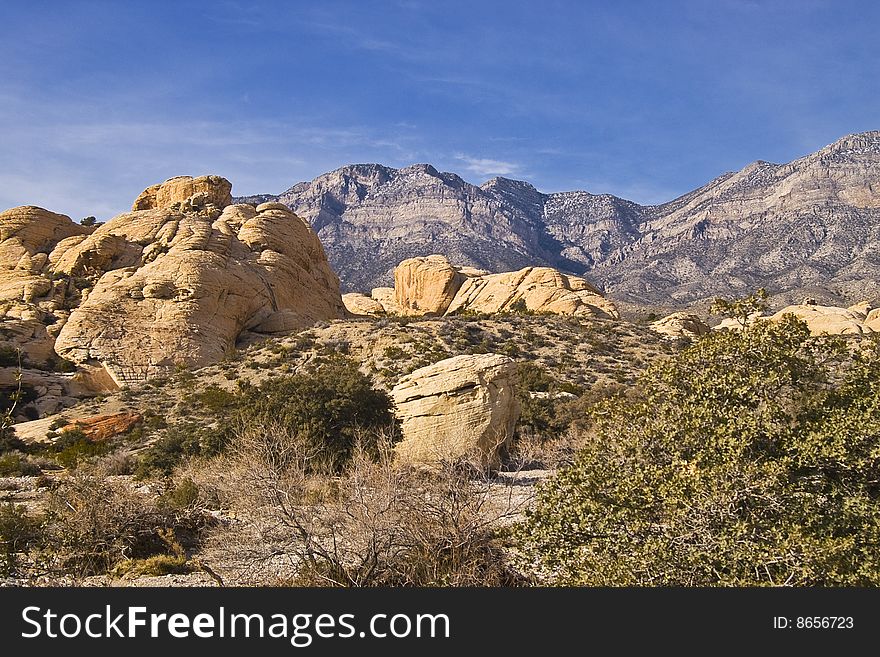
[240,131,880,304]
[0,175,345,414]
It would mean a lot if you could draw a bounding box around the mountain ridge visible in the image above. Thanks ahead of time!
[236,131,880,304]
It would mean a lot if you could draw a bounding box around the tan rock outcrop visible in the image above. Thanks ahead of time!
[446,265,618,318]
[342,292,385,316]
[61,412,142,442]
[0,207,93,366]
[847,301,874,319]
[769,304,873,336]
[394,255,464,316]
[390,354,520,468]
[54,199,345,385]
[132,175,232,211]
[865,308,880,332]
[375,255,617,319]
[650,312,710,339]
[712,312,764,331]
[370,287,402,315]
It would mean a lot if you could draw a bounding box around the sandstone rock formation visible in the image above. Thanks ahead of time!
[866,308,880,332]
[445,265,618,317]
[242,131,880,304]
[847,301,874,318]
[390,354,519,468]
[0,176,345,405]
[371,255,617,319]
[768,304,873,336]
[0,206,93,365]
[53,182,345,385]
[394,255,465,316]
[132,175,232,212]
[369,287,402,315]
[61,412,142,441]
[341,292,385,316]
[650,312,710,339]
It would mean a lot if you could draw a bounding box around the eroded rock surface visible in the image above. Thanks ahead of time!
[390,354,520,468]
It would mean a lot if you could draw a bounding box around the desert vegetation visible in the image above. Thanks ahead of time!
[2,294,879,586]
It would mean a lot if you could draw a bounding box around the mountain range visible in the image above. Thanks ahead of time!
[237,131,880,305]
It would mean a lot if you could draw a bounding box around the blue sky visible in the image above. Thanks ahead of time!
[1,0,878,220]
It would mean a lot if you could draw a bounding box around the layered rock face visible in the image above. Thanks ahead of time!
[244,131,880,304]
[767,304,873,336]
[390,354,520,468]
[650,312,710,339]
[712,301,877,336]
[344,255,618,319]
[132,175,233,212]
[1,176,345,399]
[238,164,576,294]
[61,412,143,442]
[0,206,93,365]
[54,187,344,385]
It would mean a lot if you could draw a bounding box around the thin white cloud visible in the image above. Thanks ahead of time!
[455,155,521,177]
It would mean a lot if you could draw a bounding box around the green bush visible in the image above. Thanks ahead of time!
[0,503,42,576]
[237,358,399,473]
[514,362,585,440]
[49,428,112,469]
[520,315,880,586]
[135,423,218,478]
[187,385,236,414]
[159,477,200,510]
[0,345,23,367]
[0,453,42,477]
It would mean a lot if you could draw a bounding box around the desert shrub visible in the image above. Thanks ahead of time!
[48,428,112,469]
[45,355,77,373]
[520,315,880,586]
[0,383,38,414]
[41,471,208,577]
[0,452,42,477]
[186,384,236,414]
[159,477,200,510]
[48,415,70,432]
[0,427,28,454]
[0,345,23,367]
[235,358,398,474]
[514,362,586,441]
[212,426,524,586]
[99,451,135,476]
[383,345,406,360]
[0,503,42,576]
[135,423,220,478]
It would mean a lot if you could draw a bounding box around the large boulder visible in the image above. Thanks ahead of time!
[61,412,143,442]
[0,206,93,366]
[394,255,464,316]
[846,301,874,319]
[769,304,872,336]
[865,308,880,332]
[342,292,386,316]
[650,312,710,339]
[390,354,520,468]
[446,265,618,318]
[132,175,233,212]
[377,254,617,319]
[53,197,345,385]
[370,287,402,315]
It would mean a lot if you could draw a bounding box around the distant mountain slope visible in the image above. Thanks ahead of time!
[238,131,880,303]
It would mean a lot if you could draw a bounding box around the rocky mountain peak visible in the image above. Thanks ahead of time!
[236,131,879,304]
